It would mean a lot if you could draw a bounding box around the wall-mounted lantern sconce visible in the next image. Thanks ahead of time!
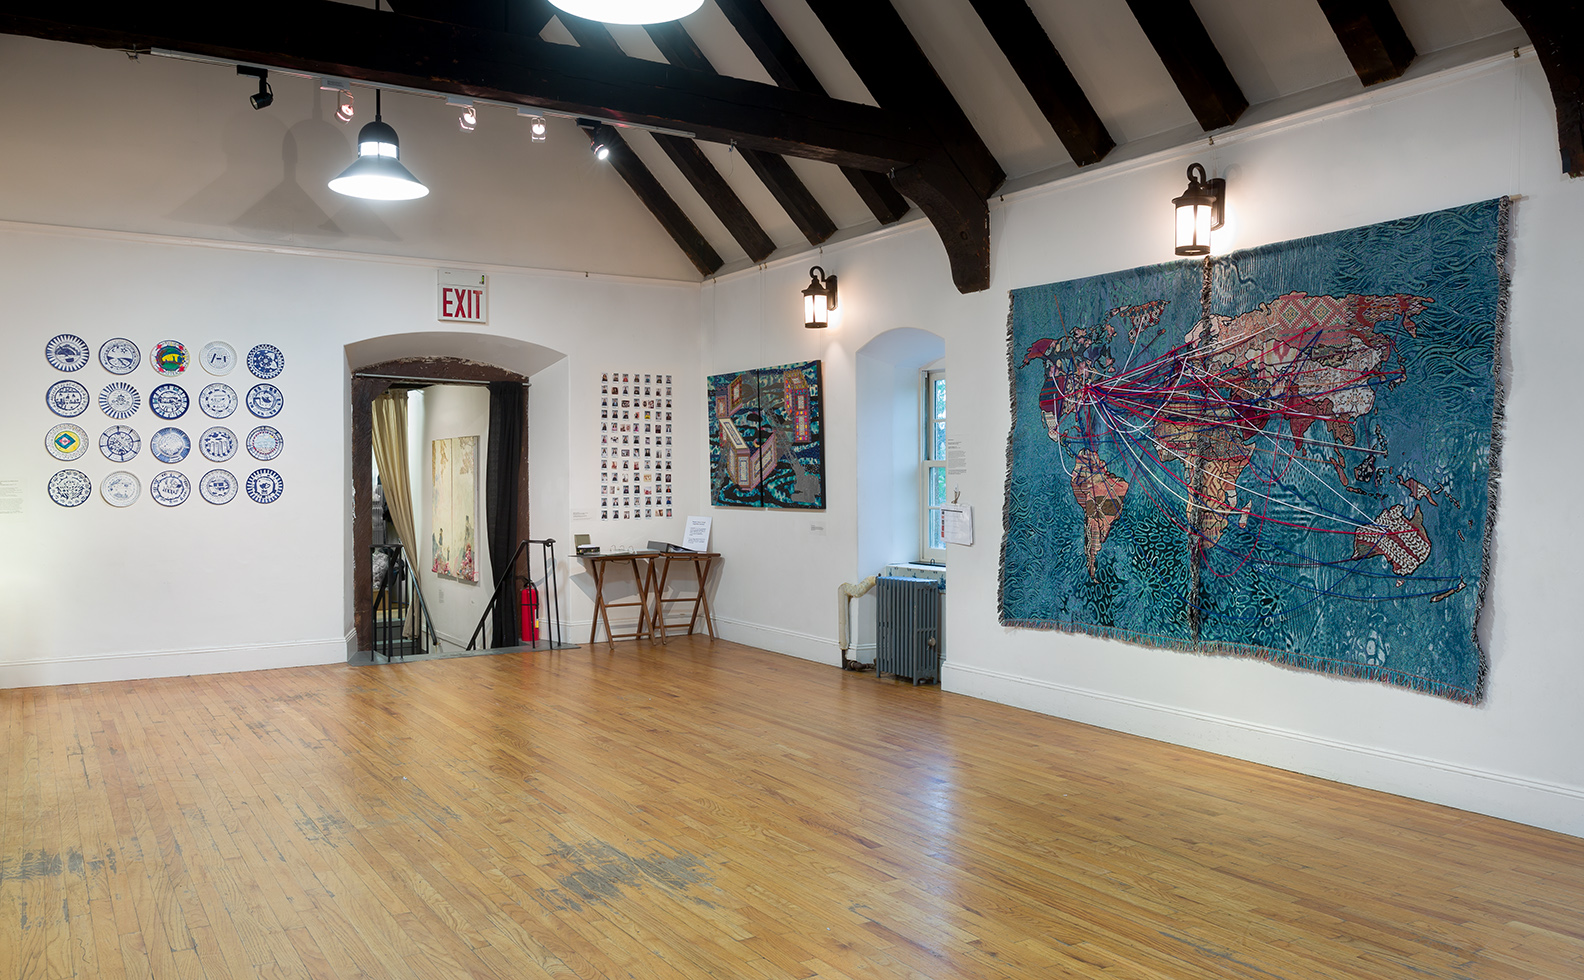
[802,266,837,328]
[1173,162,1225,256]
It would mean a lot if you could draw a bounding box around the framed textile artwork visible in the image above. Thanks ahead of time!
[431,435,479,583]
[1001,199,1509,703]
[708,360,825,509]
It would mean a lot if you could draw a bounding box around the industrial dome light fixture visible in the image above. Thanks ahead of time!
[1173,162,1225,256]
[548,0,703,26]
[801,266,837,329]
[328,89,430,201]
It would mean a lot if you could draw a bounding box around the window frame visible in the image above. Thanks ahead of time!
[919,368,947,564]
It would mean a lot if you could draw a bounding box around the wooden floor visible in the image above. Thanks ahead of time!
[4,638,1582,980]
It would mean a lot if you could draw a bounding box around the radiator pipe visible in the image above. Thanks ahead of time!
[837,576,878,670]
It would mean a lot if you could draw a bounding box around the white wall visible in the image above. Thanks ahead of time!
[701,52,1584,837]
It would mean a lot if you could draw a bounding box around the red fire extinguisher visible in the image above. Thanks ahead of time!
[520,580,540,643]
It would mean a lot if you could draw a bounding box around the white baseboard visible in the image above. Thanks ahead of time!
[713,616,842,667]
[944,661,1584,839]
[0,637,349,689]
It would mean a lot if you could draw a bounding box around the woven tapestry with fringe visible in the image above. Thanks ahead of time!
[1000,198,1509,703]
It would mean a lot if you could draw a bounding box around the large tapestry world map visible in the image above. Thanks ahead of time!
[1000,199,1508,702]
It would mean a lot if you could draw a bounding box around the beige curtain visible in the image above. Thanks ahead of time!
[372,391,421,637]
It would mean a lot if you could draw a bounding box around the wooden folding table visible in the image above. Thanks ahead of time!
[648,551,719,644]
[582,551,659,645]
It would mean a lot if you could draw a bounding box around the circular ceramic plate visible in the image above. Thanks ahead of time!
[148,383,189,420]
[149,426,191,464]
[149,470,191,507]
[99,424,141,462]
[246,425,283,461]
[198,382,238,419]
[149,339,188,377]
[99,337,140,375]
[246,383,283,418]
[46,423,90,461]
[99,382,140,419]
[199,426,237,462]
[246,343,284,379]
[46,380,91,417]
[199,469,238,505]
[47,469,92,507]
[246,468,284,504]
[45,334,91,372]
[199,341,237,376]
[101,470,141,508]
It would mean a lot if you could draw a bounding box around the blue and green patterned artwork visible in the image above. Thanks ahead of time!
[708,360,824,509]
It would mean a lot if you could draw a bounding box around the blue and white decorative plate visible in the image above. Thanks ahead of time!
[46,423,89,461]
[149,383,190,420]
[149,426,191,464]
[46,380,90,417]
[247,343,284,379]
[246,425,283,461]
[149,339,188,377]
[199,341,237,376]
[246,468,284,504]
[246,383,283,418]
[199,426,237,462]
[199,469,238,505]
[198,383,237,419]
[101,471,141,508]
[99,338,140,375]
[99,424,141,462]
[99,382,140,419]
[45,334,91,372]
[149,470,191,507]
[47,469,92,507]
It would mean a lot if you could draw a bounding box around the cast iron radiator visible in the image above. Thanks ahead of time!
[875,575,943,685]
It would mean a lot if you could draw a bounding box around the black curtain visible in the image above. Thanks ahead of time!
[486,381,524,647]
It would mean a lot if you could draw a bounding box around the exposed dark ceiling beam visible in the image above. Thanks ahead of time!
[711,0,909,226]
[557,12,775,262]
[801,0,1005,201]
[1316,0,1416,85]
[1499,1,1584,177]
[645,20,835,246]
[386,0,556,37]
[964,0,1114,167]
[1124,0,1248,131]
[581,122,722,276]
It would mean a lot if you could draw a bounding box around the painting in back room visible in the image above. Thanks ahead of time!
[708,360,824,509]
[1001,199,1509,703]
[431,435,479,582]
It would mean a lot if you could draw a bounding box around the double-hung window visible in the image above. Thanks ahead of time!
[920,369,947,563]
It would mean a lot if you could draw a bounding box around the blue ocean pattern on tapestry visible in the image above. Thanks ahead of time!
[1000,199,1508,702]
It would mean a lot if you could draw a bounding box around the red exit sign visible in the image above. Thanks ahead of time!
[437,269,488,323]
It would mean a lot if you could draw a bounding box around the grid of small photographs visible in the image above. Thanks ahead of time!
[598,369,676,522]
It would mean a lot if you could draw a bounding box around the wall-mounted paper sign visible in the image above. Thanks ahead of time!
[682,516,712,552]
[438,268,488,323]
[940,504,973,546]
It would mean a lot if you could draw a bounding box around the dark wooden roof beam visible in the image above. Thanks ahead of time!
[1499,2,1584,176]
[1124,0,1248,131]
[1316,0,1416,86]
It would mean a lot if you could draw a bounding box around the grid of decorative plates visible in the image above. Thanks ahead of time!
[42,334,287,508]
[599,369,676,523]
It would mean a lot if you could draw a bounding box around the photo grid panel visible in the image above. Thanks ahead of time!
[597,368,676,523]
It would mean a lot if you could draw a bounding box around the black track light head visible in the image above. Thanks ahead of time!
[237,65,273,110]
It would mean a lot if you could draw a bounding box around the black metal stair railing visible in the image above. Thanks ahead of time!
[372,543,438,661]
[467,538,563,651]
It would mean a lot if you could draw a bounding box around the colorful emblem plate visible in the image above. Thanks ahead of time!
[148,383,190,420]
[46,380,90,417]
[101,471,141,508]
[46,423,89,461]
[149,470,191,507]
[246,468,284,504]
[150,339,188,376]
[99,337,140,375]
[198,383,237,419]
[199,469,238,505]
[45,334,91,372]
[246,383,283,418]
[247,343,284,379]
[99,382,140,419]
[149,426,191,464]
[99,425,141,462]
[200,341,237,376]
[47,469,92,507]
[246,425,283,461]
[200,426,237,462]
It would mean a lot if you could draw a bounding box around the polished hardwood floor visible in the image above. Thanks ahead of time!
[4,637,1581,980]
